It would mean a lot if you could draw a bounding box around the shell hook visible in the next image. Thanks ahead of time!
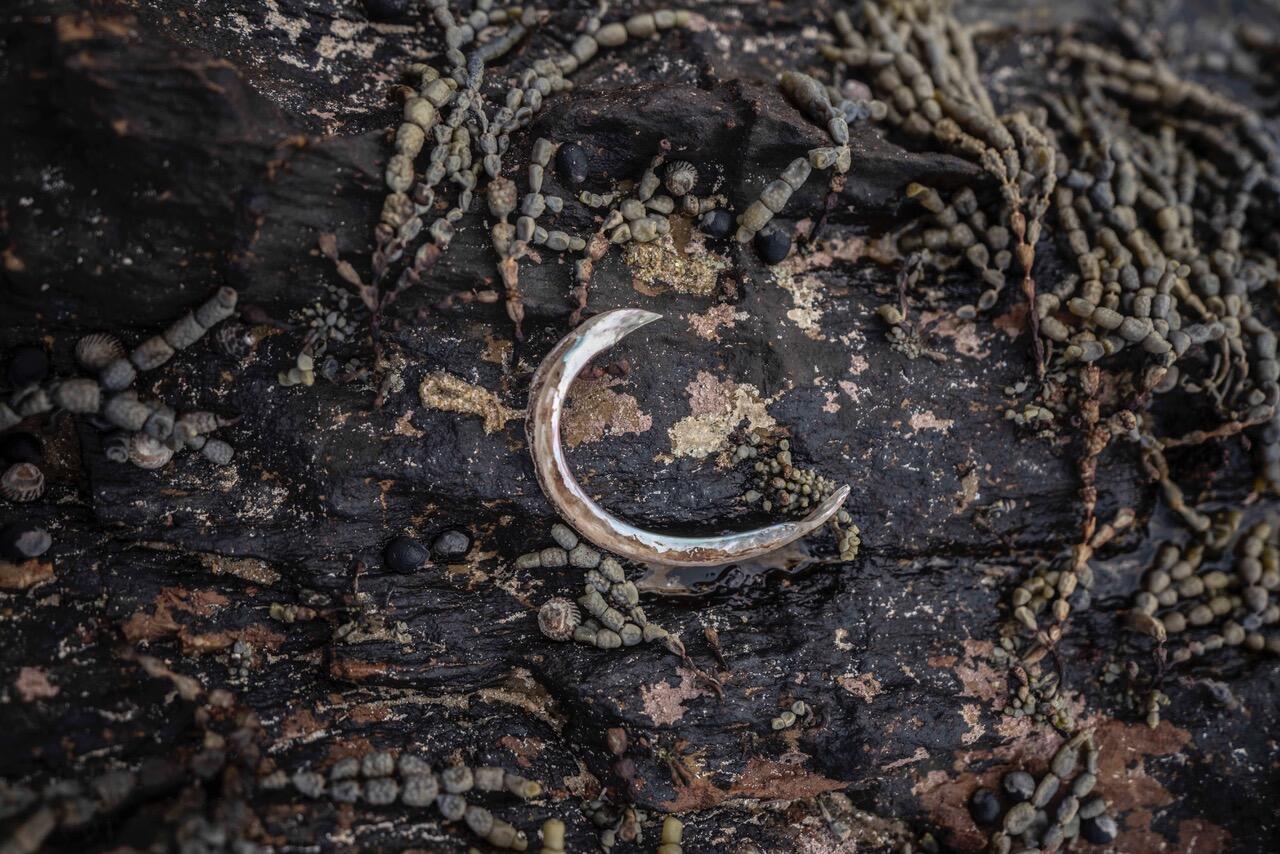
[526,309,850,566]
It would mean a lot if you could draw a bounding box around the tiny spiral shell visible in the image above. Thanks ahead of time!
[2,463,45,502]
[76,333,125,372]
[103,432,130,464]
[143,405,176,441]
[663,160,697,197]
[128,433,174,470]
[537,597,581,641]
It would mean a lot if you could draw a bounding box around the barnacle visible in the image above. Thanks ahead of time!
[1,462,45,503]
[74,333,125,372]
[536,597,580,641]
[663,160,697,197]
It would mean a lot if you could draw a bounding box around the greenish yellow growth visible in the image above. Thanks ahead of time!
[626,232,726,297]
[419,371,523,435]
[667,372,776,460]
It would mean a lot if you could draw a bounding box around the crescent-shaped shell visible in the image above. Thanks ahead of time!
[525,309,850,566]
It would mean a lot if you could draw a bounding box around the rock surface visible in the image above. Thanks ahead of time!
[0,1,1276,852]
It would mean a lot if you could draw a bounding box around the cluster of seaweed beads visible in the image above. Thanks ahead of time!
[0,289,239,470]
[0,759,195,853]
[996,509,1136,730]
[375,2,536,278]
[277,282,364,387]
[733,69,880,253]
[102,286,239,392]
[488,137,586,334]
[514,139,581,253]
[1028,17,1280,484]
[733,433,859,560]
[733,140,816,244]
[371,0,692,306]
[872,254,947,362]
[588,149,676,247]
[1001,370,1069,436]
[969,732,1118,851]
[526,523,682,653]
[0,289,233,430]
[572,144,731,317]
[898,184,1013,312]
[820,2,1056,320]
[289,751,539,850]
[1005,554,1096,641]
[579,154,720,220]
[1124,515,1280,665]
[584,797,647,851]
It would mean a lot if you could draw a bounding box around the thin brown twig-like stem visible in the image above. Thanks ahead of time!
[1160,414,1270,448]
[1010,209,1046,378]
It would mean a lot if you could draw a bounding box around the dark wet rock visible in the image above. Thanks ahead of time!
[0,2,1274,853]
[6,345,48,388]
[384,535,429,572]
[0,432,42,464]
[431,528,471,558]
[363,0,411,21]
[699,208,734,239]
[754,223,791,265]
